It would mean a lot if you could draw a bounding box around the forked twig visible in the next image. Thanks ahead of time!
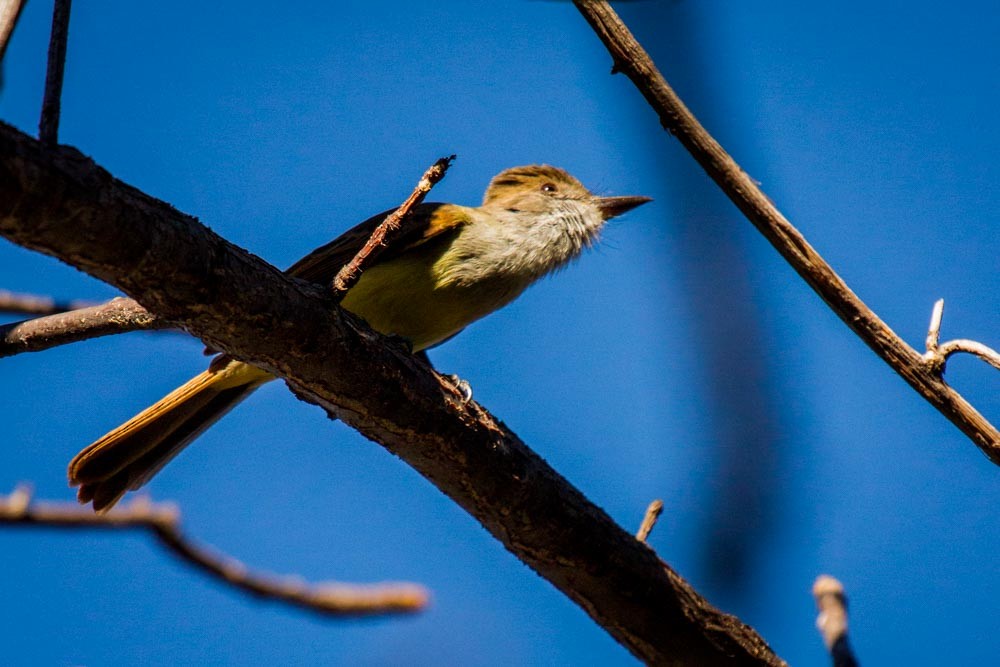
[0,485,428,617]
[573,0,1000,464]
[923,299,1000,374]
[331,156,455,298]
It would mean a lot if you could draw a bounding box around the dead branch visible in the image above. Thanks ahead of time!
[0,296,169,357]
[40,0,72,145]
[0,121,783,666]
[636,499,663,543]
[0,485,428,617]
[332,155,455,297]
[812,575,859,667]
[922,299,1000,374]
[572,0,1000,465]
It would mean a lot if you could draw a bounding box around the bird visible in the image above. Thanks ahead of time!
[67,164,650,511]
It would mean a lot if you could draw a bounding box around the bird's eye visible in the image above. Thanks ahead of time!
[541,183,558,193]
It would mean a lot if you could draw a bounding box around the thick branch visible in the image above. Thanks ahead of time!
[0,296,168,357]
[0,486,426,616]
[0,121,782,665]
[573,1,1000,463]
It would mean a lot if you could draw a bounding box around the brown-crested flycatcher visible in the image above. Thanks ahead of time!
[68,165,650,511]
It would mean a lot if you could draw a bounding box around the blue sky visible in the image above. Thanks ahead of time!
[2,1,999,665]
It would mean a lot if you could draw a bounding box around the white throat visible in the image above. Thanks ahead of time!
[435,201,604,289]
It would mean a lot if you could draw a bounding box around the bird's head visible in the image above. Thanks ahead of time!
[482,164,650,221]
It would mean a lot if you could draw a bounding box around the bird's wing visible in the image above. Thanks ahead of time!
[202,203,470,357]
[285,202,471,284]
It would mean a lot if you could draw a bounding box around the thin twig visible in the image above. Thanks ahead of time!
[937,340,1000,372]
[922,299,1000,374]
[0,289,98,315]
[39,0,72,145]
[573,0,1000,464]
[0,297,172,357]
[812,575,860,667]
[635,499,663,543]
[0,0,27,71]
[331,155,455,298]
[925,299,945,352]
[0,485,428,617]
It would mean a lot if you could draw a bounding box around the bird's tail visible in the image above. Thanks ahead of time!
[68,358,272,512]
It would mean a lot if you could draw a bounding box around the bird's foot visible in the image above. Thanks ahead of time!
[446,374,473,404]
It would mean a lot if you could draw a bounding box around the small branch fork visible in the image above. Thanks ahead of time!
[332,155,455,298]
[0,485,428,617]
[922,299,1000,374]
[573,0,1000,464]
[812,575,860,667]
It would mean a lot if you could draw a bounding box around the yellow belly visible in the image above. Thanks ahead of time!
[339,250,522,352]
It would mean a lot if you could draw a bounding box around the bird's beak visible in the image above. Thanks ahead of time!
[595,195,652,220]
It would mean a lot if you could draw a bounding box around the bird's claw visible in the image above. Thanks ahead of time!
[447,374,473,404]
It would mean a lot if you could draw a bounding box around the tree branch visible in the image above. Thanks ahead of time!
[636,498,663,543]
[0,485,427,617]
[572,1,1000,464]
[922,299,1000,374]
[0,121,783,665]
[40,0,72,145]
[812,575,860,667]
[0,296,169,357]
[332,155,455,297]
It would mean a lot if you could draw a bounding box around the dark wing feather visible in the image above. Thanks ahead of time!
[285,202,468,284]
[203,203,469,356]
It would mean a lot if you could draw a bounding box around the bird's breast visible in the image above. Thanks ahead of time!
[339,243,527,352]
